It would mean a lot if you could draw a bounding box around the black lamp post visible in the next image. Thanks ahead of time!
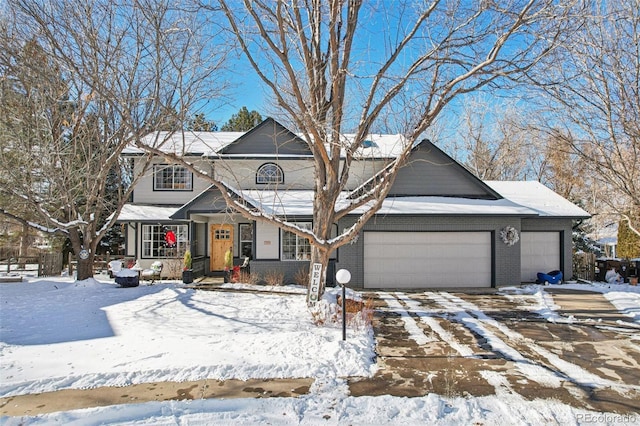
[336,269,351,341]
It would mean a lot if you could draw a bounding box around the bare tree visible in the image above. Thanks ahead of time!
[453,95,588,201]
[453,96,544,181]
[0,0,227,280]
[532,0,640,236]
[158,0,573,299]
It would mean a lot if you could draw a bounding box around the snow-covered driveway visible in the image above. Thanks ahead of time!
[350,287,640,415]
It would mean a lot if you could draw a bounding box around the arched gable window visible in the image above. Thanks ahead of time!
[256,163,284,184]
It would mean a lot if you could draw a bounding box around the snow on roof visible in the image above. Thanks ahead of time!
[238,190,539,216]
[588,222,618,245]
[118,181,588,220]
[485,181,590,218]
[123,130,406,159]
[123,131,244,156]
[239,182,589,218]
[358,196,538,216]
[342,133,407,158]
[237,190,323,216]
[116,204,183,222]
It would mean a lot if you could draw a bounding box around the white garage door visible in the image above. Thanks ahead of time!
[364,232,492,289]
[520,232,560,282]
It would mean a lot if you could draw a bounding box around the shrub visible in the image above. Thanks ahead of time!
[238,270,260,284]
[311,293,374,330]
[293,266,309,286]
[264,270,284,286]
[163,259,182,280]
[337,295,375,329]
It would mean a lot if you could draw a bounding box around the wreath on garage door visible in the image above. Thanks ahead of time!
[500,226,520,246]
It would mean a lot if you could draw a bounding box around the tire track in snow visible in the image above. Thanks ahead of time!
[377,292,435,345]
[434,292,637,393]
[425,291,563,389]
[394,293,475,357]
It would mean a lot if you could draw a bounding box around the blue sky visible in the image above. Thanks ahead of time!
[203,2,531,136]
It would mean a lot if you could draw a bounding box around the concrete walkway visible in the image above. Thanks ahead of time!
[0,378,312,417]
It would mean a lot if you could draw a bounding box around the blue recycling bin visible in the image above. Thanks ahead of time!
[536,270,563,284]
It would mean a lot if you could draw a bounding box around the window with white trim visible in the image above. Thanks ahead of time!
[142,224,188,258]
[256,163,284,184]
[282,222,311,260]
[239,223,253,259]
[154,165,193,190]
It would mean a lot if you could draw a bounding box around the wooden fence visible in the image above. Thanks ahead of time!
[67,253,136,276]
[573,252,596,282]
[0,253,63,277]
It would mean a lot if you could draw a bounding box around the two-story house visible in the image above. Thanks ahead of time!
[116,118,590,288]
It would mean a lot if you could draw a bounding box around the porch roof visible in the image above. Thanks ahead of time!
[115,204,184,222]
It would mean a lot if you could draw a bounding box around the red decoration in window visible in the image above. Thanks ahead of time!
[165,230,177,247]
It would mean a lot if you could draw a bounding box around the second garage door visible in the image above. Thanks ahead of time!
[363,232,492,289]
[520,232,560,282]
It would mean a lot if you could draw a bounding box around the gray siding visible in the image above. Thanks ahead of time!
[213,158,388,191]
[186,187,229,213]
[220,118,312,156]
[389,141,499,199]
[250,260,310,285]
[132,157,213,205]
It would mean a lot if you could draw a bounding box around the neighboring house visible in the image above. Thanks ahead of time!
[116,118,590,288]
[588,221,618,259]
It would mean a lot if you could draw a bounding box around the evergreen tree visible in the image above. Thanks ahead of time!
[187,113,217,131]
[617,215,640,259]
[220,107,262,131]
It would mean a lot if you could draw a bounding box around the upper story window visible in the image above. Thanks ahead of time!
[256,163,284,184]
[154,165,193,190]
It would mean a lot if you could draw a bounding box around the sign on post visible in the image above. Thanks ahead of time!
[308,263,322,306]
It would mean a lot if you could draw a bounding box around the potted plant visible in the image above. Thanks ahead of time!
[182,250,193,284]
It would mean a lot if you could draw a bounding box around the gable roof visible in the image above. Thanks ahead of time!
[218,117,313,157]
[170,185,233,220]
[123,118,407,159]
[351,139,502,200]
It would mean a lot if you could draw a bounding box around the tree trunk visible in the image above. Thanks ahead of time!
[18,223,29,269]
[68,227,95,281]
[76,256,94,281]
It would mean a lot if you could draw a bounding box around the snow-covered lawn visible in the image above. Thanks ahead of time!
[1,276,639,425]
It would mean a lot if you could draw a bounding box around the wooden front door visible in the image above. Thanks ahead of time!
[210,224,233,271]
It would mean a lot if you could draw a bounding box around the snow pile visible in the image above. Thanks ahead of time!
[0,278,375,398]
[1,277,638,425]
